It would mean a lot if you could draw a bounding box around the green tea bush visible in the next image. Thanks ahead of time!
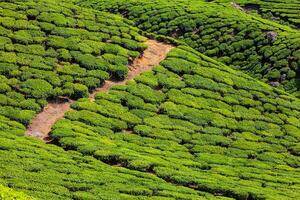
[216,0,300,28]
[20,79,53,99]
[72,83,89,99]
[108,64,128,79]
[127,83,166,104]
[0,185,35,200]
[0,127,205,199]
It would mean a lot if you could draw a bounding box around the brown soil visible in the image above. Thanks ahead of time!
[26,39,174,141]
[25,97,73,142]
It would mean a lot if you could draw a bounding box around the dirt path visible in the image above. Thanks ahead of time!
[26,39,174,141]
[89,39,173,100]
[25,98,74,142]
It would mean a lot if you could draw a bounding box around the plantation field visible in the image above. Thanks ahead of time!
[1,123,220,199]
[1,44,300,199]
[0,185,35,200]
[78,0,300,96]
[0,0,300,199]
[216,0,300,28]
[0,0,147,126]
[49,46,300,199]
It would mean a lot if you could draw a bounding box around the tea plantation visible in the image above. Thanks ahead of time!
[0,0,146,126]
[78,0,300,96]
[0,185,35,200]
[0,122,221,199]
[49,46,300,200]
[0,0,300,200]
[216,0,300,28]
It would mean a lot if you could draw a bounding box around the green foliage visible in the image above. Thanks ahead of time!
[49,46,300,200]
[0,0,300,200]
[20,79,53,99]
[80,0,300,95]
[72,83,89,99]
[0,185,35,200]
[108,64,128,79]
[0,0,147,127]
[216,0,300,28]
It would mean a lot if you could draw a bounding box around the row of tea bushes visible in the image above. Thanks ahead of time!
[0,1,238,199]
[0,0,147,125]
[51,46,300,200]
[0,117,220,200]
[78,0,300,96]
[0,185,35,200]
[216,0,300,28]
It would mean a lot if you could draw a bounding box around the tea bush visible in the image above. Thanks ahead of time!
[0,185,35,200]
[0,121,209,200]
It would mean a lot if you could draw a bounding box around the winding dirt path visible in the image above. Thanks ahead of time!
[26,39,174,141]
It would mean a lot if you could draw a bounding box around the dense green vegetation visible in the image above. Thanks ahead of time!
[50,46,300,199]
[78,0,300,96]
[0,1,229,199]
[0,117,221,199]
[0,0,146,125]
[0,185,35,200]
[0,0,300,199]
[216,0,300,28]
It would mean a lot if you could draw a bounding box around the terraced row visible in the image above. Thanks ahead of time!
[0,0,299,199]
[0,185,35,200]
[49,46,300,200]
[78,0,300,96]
[0,1,230,199]
[0,118,222,199]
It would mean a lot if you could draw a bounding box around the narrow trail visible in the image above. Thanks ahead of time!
[88,40,174,100]
[26,39,174,141]
[25,98,74,142]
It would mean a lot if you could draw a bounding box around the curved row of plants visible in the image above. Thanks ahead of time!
[50,46,300,200]
[0,116,218,199]
[78,0,300,97]
[0,185,35,200]
[0,1,233,199]
[216,0,300,29]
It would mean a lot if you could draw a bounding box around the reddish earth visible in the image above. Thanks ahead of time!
[25,97,73,142]
[26,39,174,141]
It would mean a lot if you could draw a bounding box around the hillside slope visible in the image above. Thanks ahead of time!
[1,123,219,199]
[1,43,300,199]
[0,185,35,200]
[216,0,300,28]
[49,46,300,199]
[0,0,299,200]
[77,0,300,96]
[0,0,227,199]
[0,0,147,126]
